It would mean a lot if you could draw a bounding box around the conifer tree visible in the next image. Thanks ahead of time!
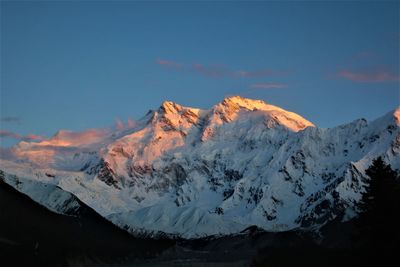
[357,156,400,249]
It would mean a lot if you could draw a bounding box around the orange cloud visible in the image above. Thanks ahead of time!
[44,129,110,147]
[337,69,400,82]
[6,129,110,167]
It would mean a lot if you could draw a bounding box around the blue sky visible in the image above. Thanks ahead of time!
[1,1,399,146]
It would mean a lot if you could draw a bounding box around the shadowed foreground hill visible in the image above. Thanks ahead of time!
[2,174,399,267]
[0,180,173,267]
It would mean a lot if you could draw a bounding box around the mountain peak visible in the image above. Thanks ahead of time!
[159,101,183,114]
[221,95,268,111]
[213,96,314,131]
[1,97,399,239]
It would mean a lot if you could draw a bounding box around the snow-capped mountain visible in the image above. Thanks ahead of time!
[1,96,399,238]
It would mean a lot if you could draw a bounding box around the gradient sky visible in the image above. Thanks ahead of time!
[1,1,399,146]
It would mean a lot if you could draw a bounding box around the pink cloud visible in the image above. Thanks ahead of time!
[0,130,21,139]
[45,128,110,147]
[115,119,124,130]
[127,118,136,128]
[0,147,17,160]
[337,69,400,82]
[348,51,378,63]
[191,64,287,78]
[156,58,287,79]
[25,134,44,140]
[156,59,183,68]
[191,63,227,78]
[250,82,288,89]
[235,70,288,78]
[9,130,108,166]
[0,130,44,141]
[115,118,136,130]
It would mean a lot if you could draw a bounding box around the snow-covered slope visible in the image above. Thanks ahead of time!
[0,96,399,238]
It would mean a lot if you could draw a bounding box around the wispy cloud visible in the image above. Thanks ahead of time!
[25,134,44,140]
[115,118,136,130]
[115,119,125,130]
[156,59,183,69]
[191,63,228,78]
[250,82,288,89]
[235,70,288,78]
[43,129,110,147]
[0,130,44,141]
[0,130,20,139]
[350,51,377,62]
[337,69,400,82]
[335,52,399,83]
[0,116,21,123]
[0,147,17,160]
[127,118,136,128]
[156,58,287,79]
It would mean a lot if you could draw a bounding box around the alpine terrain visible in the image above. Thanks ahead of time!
[1,96,399,238]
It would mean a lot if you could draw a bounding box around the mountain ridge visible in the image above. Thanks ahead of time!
[0,97,399,238]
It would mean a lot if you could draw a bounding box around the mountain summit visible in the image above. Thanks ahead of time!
[0,97,399,238]
[213,96,314,131]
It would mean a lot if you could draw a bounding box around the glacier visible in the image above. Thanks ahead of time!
[0,96,399,238]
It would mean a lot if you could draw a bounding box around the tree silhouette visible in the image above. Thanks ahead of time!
[357,156,400,251]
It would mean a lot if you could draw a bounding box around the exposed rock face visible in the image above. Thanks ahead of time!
[0,96,399,238]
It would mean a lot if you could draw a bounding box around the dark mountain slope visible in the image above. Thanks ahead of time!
[0,180,173,267]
